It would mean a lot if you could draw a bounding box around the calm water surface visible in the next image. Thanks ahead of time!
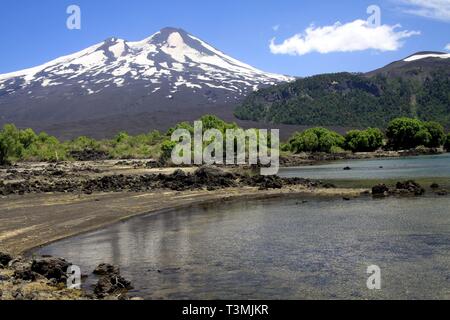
[279,153,450,180]
[35,195,450,299]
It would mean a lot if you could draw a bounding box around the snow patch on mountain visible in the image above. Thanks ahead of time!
[404,52,450,62]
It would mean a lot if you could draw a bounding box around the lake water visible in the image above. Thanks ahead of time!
[34,154,450,299]
[279,153,450,180]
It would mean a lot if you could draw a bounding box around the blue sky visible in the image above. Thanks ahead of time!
[0,0,449,76]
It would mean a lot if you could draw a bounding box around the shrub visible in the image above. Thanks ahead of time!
[445,133,450,151]
[160,140,177,164]
[288,127,344,153]
[68,136,101,152]
[22,133,67,162]
[386,118,429,150]
[422,121,445,148]
[345,128,384,152]
[0,124,26,164]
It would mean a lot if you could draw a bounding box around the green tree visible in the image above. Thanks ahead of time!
[345,128,384,152]
[288,127,344,153]
[22,132,67,162]
[365,128,384,151]
[386,117,427,150]
[159,140,177,164]
[114,132,130,143]
[19,128,38,149]
[0,124,23,164]
[444,133,450,151]
[423,121,445,148]
[69,136,100,151]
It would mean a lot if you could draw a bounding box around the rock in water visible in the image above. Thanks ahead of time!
[93,262,133,299]
[94,274,133,297]
[395,180,425,196]
[93,263,120,276]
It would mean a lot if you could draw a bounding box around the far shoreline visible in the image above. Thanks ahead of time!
[280,148,446,167]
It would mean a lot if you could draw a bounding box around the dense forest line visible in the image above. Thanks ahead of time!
[234,70,450,128]
[0,116,449,165]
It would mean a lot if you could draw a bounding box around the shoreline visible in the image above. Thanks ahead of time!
[1,186,367,256]
[280,149,446,167]
[1,152,448,255]
[0,184,366,300]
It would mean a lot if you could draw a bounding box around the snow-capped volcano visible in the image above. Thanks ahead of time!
[0,28,291,116]
[0,27,292,133]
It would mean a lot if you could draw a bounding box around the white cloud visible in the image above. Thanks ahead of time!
[270,19,420,56]
[272,25,280,32]
[445,43,450,51]
[400,0,450,22]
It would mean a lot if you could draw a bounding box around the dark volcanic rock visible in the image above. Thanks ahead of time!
[13,269,37,281]
[395,180,425,196]
[93,262,133,298]
[254,175,284,190]
[94,274,133,298]
[0,252,13,266]
[93,263,120,276]
[10,258,42,282]
[70,150,109,161]
[0,164,317,196]
[31,257,71,283]
[194,166,236,186]
[372,184,389,196]
[430,183,440,189]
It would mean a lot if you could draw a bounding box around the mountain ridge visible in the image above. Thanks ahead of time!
[235,52,450,129]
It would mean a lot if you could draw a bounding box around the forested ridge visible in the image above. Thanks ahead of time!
[235,69,450,129]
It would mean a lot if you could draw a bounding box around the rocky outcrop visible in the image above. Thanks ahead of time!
[31,257,71,284]
[0,254,137,300]
[372,180,427,197]
[372,184,389,196]
[69,150,109,161]
[0,252,13,267]
[394,180,425,196]
[0,166,319,196]
[93,263,133,299]
[93,263,120,276]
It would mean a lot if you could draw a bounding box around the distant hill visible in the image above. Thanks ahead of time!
[235,52,450,129]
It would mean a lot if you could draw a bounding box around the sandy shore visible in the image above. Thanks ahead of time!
[0,186,366,255]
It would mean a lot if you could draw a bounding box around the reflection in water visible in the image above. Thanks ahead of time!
[35,195,450,299]
[279,153,450,180]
